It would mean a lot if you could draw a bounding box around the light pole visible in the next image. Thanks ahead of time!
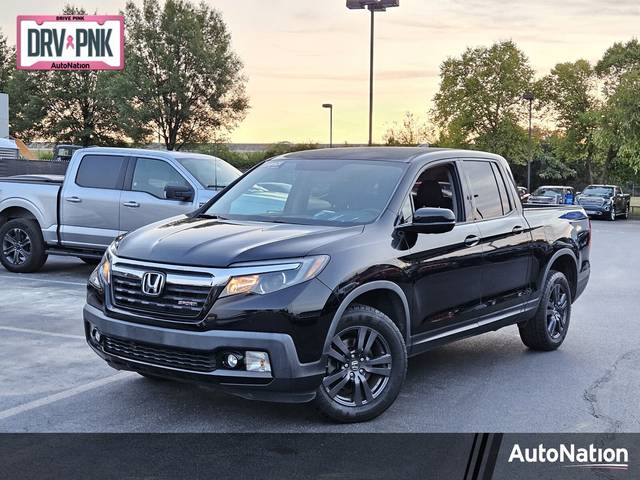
[322,103,333,148]
[347,0,399,146]
[523,91,535,192]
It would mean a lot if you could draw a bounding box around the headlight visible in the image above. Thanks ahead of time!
[220,255,329,297]
[88,240,117,290]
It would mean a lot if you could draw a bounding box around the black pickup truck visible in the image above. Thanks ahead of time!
[84,147,591,422]
[576,184,631,220]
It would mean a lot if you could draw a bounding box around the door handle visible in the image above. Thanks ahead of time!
[65,196,82,203]
[464,235,480,247]
[122,201,140,208]
[512,225,524,234]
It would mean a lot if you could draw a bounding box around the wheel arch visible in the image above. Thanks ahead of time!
[322,281,411,358]
[542,249,578,301]
[0,200,45,229]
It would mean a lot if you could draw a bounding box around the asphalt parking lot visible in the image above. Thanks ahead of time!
[1,219,639,433]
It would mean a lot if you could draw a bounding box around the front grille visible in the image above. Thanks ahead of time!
[579,198,604,207]
[111,271,213,320]
[103,335,216,372]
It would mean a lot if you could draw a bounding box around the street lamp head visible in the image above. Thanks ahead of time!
[523,91,535,102]
[322,103,333,109]
[347,0,399,11]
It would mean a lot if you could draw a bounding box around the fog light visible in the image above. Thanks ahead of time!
[225,353,240,369]
[245,351,271,373]
[91,328,102,343]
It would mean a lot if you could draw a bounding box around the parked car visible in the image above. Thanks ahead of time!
[84,147,591,422]
[53,144,83,162]
[527,186,575,205]
[516,186,529,202]
[576,184,631,221]
[0,147,241,272]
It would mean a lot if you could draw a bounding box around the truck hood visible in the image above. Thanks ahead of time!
[116,215,364,267]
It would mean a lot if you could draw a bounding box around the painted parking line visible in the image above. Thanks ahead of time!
[0,372,133,421]
[0,275,86,287]
[0,326,85,340]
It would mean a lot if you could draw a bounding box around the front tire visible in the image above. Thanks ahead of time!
[0,219,48,273]
[314,304,407,423]
[519,271,571,351]
[609,206,616,221]
[623,204,630,220]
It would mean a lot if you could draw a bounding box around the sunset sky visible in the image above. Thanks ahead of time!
[2,0,640,144]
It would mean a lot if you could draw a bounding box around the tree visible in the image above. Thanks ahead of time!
[539,60,600,183]
[384,112,432,146]
[115,0,249,150]
[595,39,640,178]
[0,30,12,92]
[432,40,534,164]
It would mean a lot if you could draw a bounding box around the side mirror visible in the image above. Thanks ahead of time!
[396,207,456,235]
[165,185,194,202]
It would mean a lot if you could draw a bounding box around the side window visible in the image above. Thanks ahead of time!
[75,155,126,190]
[132,158,191,199]
[492,163,513,214]
[615,187,621,196]
[464,161,504,220]
[411,163,462,221]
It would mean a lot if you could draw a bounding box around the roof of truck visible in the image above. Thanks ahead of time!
[279,147,503,163]
[76,147,219,160]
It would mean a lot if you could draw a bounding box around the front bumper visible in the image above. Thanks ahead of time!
[579,204,611,216]
[84,304,325,403]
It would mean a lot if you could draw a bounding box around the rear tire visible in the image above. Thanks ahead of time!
[314,304,407,423]
[0,218,48,273]
[519,271,571,351]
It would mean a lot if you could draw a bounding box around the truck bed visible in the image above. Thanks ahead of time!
[0,174,65,184]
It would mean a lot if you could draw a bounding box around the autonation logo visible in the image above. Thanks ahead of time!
[509,443,629,471]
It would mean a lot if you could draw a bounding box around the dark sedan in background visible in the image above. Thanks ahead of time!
[576,185,631,221]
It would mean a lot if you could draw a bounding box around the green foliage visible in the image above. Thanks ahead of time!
[114,0,249,150]
[195,142,321,170]
[0,31,13,92]
[433,40,534,165]
[539,60,600,184]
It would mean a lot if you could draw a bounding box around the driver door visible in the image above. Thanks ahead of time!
[119,157,197,233]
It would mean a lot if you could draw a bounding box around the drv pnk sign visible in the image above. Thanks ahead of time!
[17,15,124,70]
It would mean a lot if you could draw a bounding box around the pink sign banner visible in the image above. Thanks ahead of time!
[17,15,124,70]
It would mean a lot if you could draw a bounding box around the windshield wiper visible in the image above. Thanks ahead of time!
[197,213,227,220]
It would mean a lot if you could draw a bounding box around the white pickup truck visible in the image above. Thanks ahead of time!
[0,147,241,272]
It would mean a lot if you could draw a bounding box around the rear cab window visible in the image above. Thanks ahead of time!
[462,160,509,221]
[75,155,127,190]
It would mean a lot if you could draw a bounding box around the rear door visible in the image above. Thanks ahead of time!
[119,157,198,233]
[400,160,484,339]
[461,159,533,317]
[60,154,127,248]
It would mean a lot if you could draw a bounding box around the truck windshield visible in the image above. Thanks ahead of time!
[203,159,407,226]
[533,188,563,196]
[176,157,241,189]
[582,186,614,197]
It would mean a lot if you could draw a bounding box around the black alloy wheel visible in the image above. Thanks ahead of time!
[0,218,48,273]
[314,304,407,423]
[323,326,393,407]
[546,283,569,340]
[518,270,572,351]
[2,227,32,266]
